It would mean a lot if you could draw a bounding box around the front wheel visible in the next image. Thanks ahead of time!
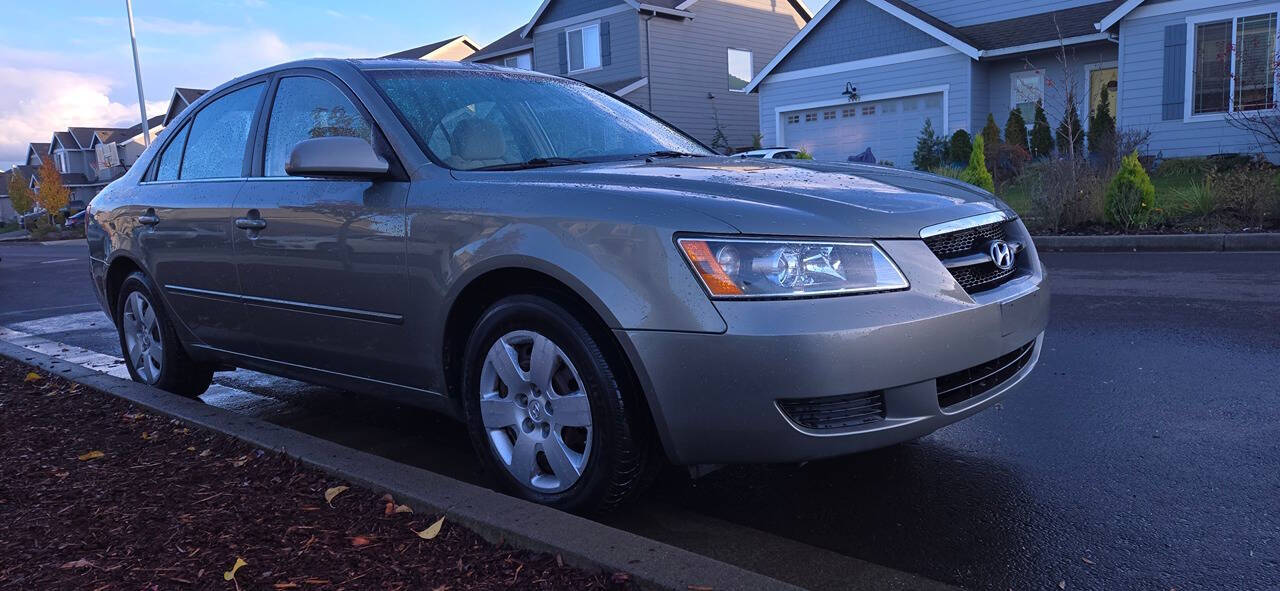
[461,295,655,513]
[114,272,214,398]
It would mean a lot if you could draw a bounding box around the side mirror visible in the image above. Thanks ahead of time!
[285,136,389,179]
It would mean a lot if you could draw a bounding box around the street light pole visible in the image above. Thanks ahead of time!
[125,0,150,146]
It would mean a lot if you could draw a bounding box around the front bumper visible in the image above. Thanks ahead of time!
[616,239,1050,465]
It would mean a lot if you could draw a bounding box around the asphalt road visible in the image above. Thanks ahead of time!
[2,240,1277,590]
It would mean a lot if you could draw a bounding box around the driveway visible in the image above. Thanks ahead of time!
[2,240,1277,590]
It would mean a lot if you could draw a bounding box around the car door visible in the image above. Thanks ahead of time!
[136,79,267,354]
[232,71,412,384]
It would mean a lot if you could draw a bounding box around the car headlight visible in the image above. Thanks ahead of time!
[677,237,909,298]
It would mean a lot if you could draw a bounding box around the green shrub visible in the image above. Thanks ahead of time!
[947,129,972,166]
[795,147,814,160]
[1105,150,1156,231]
[911,118,945,170]
[1170,178,1216,224]
[1088,86,1116,158]
[1005,109,1028,150]
[1056,92,1085,157]
[961,135,996,192]
[1030,101,1053,159]
[981,114,1001,170]
[1210,162,1279,228]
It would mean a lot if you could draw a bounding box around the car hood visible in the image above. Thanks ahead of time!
[456,157,1010,238]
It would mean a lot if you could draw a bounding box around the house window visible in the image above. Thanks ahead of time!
[786,114,800,124]
[1011,70,1044,124]
[503,53,532,70]
[56,151,68,173]
[728,48,753,91]
[805,112,817,122]
[1192,13,1278,115]
[842,108,856,118]
[823,110,836,120]
[566,23,601,72]
[861,105,876,115]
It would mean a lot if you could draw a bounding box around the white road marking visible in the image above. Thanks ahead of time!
[40,258,81,264]
[8,311,111,334]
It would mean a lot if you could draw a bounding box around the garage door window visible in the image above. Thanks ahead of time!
[862,105,876,115]
[805,113,817,122]
[823,111,836,120]
[786,114,800,124]
[842,108,856,118]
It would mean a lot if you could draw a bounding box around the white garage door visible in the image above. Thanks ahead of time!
[780,92,944,168]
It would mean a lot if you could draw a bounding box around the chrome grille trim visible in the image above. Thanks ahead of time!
[919,210,1011,239]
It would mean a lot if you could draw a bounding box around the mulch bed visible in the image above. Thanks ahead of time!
[0,358,634,590]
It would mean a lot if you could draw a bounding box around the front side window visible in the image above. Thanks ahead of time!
[728,48,752,91]
[503,53,533,70]
[567,24,601,72]
[180,83,264,180]
[369,69,709,170]
[1011,70,1044,124]
[1193,13,1278,115]
[263,76,372,177]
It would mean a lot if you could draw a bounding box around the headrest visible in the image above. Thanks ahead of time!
[451,118,506,161]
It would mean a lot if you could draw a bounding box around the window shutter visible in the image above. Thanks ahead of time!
[558,32,569,74]
[1162,24,1187,120]
[600,21,612,67]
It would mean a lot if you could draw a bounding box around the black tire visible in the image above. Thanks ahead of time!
[461,294,655,513]
[114,271,214,398]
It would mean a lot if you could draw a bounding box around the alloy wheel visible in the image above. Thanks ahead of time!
[478,330,593,493]
[122,291,163,384]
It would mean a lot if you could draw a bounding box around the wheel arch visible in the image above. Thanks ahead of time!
[103,252,147,324]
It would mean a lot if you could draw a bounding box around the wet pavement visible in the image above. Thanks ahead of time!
[3,240,1278,590]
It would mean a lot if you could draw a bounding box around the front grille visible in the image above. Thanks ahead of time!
[778,390,886,430]
[924,218,1019,294]
[936,340,1036,408]
[923,220,1006,257]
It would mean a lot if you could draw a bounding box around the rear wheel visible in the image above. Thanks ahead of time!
[115,272,214,398]
[461,295,654,513]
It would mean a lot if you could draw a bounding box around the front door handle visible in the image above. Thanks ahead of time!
[234,217,267,231]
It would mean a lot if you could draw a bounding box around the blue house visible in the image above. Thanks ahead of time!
[746,0,1280,167]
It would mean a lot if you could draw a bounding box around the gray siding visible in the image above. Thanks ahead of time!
[539,0,625,23]
[532,10,643,87]
[758,50,973,146]
[902,0,1109,27]
[775,0,943,73]
[648,0,808,148]
[981,43,1116,133]
[1118,0,1279,159]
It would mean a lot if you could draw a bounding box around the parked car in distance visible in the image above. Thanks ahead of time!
[737,147,802,159]
[60,199,87,219]
[64,210,86,230]
[86,59,1049,512]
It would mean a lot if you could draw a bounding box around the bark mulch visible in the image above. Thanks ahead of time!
[0,358,635,590]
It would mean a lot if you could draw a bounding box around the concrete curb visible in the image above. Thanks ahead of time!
[1032,232,1280,252]
[0,340,803,591]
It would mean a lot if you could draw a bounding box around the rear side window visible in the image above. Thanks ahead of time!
[179,83,264,180]
[154,124,189,181]
[263,76,372,177]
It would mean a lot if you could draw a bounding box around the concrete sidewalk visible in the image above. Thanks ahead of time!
[1033,232,1280,252]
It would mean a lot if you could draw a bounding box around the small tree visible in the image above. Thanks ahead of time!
[1104,150,1155,231]
[35,158,70,221]
[911,118,945,170]
[6,168,35,215]
[981,114,1001,169]
[1087,86,1116,158]
[1030,100,1053,158]
[1004,109,1028,151]
[946,129,972,166]
[751,132,764,150]
[960,135,995,192]
[1056,92,1085,158]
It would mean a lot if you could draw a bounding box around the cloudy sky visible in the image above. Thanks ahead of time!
[0,0,833,169]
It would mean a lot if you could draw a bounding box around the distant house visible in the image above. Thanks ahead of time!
[746,0,1280,167]
[0,169,14,223]
[162,87,208,127]
[462,0,813,150]
[382,35,481,61]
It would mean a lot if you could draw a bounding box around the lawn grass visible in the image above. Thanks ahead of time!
[0,222,19,234]
[996,163,1208,230]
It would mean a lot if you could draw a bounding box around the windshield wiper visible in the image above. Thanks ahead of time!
[471,157,588,171]
[643,150,702,159]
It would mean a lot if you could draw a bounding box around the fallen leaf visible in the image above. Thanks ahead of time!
[24,372,42,382]
[1059,582,1066,590]
[223,557,247,581]
[324,486,349,506]
[141,432,156,440]
[351,535,372,547]
[394,504,412,514]
[415,516,445,540]
[688,586,714,591]
[229,456,249,467]
[272,584,299,589]
[1082,557,1095,565]
[60,558,95,569]
[77,450,105,461]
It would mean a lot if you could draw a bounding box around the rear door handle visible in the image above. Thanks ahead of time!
[234,217,267,230]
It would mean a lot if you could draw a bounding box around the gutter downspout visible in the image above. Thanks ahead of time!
[643,12,655,111]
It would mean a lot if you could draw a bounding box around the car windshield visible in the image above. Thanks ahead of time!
[367,69,712,170]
